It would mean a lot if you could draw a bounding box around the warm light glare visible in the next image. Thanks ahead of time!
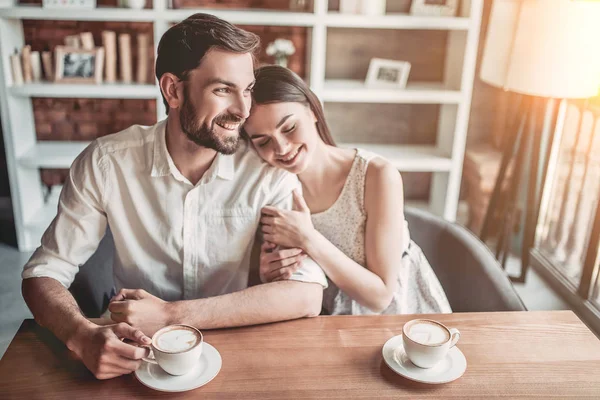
[481,0,600,98]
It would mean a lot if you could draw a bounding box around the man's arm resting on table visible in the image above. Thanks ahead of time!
[111,280,323,332]
[173,280,323,329]
[22,277,151,380]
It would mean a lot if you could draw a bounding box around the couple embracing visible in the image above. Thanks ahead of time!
[21,13,450,380]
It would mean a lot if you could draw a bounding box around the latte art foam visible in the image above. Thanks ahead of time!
[156,328,200,353]
[408,322,450,345]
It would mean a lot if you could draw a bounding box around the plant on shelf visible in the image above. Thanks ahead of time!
[266,38,295,69]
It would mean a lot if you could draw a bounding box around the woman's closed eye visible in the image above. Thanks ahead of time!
[254,123,295,147]
[283,124,296,134]
[258,137,271,147]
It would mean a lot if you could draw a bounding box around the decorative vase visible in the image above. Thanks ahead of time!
[289,0,308,12]
[275,55,289,68]
[125,0,146,9]
[360,0,386,16]
[339,0,361,14]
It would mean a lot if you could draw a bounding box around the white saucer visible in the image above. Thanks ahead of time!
[135,342,222,393]
[382,335,466,384]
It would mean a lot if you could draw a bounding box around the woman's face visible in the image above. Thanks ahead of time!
[244,102,319,174]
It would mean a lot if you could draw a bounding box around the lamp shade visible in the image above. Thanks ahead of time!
[480,0,600,99]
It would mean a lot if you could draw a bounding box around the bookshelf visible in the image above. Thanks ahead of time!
[0,0,483,251]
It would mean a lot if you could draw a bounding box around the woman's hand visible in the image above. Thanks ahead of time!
[259,241,307,283]
[261,189,315,250]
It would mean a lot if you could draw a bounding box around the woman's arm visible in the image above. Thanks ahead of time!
[261,160,405,312]
[306,159,403,312]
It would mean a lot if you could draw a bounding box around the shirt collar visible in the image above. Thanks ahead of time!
[150,120,171,177]
[151,119,235,182]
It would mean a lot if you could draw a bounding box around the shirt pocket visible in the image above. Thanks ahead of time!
[204,207,257,265]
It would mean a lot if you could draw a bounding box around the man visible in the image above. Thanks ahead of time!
[21,13,327,380]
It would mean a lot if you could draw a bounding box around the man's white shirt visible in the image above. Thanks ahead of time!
[22,120,327,300]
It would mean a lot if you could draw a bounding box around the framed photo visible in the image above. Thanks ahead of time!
[410,0,459,17]
[0,0,16,8]
[43,0,96,8]
[54,46,104,84]
[366,58,411,89]
[339,0,361,14]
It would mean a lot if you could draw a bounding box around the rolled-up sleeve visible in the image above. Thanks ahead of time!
[267,172,328,289]
[22,141,109,288]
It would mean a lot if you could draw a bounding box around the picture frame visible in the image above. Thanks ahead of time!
[409,0,459,17]
[54,46,104,84]
[43,0,96,8]
[339,0,361,14]
[0,0,16,8]
[365,58,411,89]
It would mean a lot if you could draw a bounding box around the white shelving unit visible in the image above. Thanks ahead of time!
[0,0,483,251]
[338,144,452,172]
[9,82,157,98]
[322,80,463,104]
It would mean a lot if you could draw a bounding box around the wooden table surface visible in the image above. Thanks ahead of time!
[2,311,600,399]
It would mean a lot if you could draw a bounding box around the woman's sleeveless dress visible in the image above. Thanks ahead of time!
[311,149,452,315]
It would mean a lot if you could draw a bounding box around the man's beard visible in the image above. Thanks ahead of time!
[179,95,242,155]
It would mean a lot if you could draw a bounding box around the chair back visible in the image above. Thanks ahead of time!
[404,207,526,312]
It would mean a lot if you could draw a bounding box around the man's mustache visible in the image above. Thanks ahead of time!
[213,114,244,125]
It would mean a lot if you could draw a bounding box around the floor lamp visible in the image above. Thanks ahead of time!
[478,0,600,283]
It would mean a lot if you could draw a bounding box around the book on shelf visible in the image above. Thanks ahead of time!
[10,52,24,85]
[30,51,42,82]
[80,32,95,51]
[118,33,133,83]
[21,45,33,83]
[136,33,149,84]
[64,35,81,49]
[102,30,117,83]
[41,51,54,81]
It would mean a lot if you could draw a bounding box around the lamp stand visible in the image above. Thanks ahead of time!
[480,95,560,283]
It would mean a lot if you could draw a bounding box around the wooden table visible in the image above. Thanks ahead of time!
[2,311,600,398]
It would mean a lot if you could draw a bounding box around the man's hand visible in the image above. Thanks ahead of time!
[109,289,173,336]
[67,322,151,380]
[259,241,307,283]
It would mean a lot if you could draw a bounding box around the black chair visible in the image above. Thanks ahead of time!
[404,207,526,312]
[69,229,115,318]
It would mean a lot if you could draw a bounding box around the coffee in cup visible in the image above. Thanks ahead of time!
[143,324,203,375]
[155,326,201,353]
[402,319,460,368]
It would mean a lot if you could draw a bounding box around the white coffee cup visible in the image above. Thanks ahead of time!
[402,319,460,368]
[142,324,203,376]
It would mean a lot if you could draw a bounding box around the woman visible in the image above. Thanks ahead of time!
[243,65,451,315]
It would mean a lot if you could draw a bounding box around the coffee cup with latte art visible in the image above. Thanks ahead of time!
[401,319,460,368]
[142,324,203,375]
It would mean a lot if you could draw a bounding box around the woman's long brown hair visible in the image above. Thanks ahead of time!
[246,65,336,146]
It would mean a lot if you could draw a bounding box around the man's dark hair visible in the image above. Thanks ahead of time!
[155,13,260,114]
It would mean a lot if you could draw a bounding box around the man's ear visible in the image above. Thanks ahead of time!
[159,73,184,111]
